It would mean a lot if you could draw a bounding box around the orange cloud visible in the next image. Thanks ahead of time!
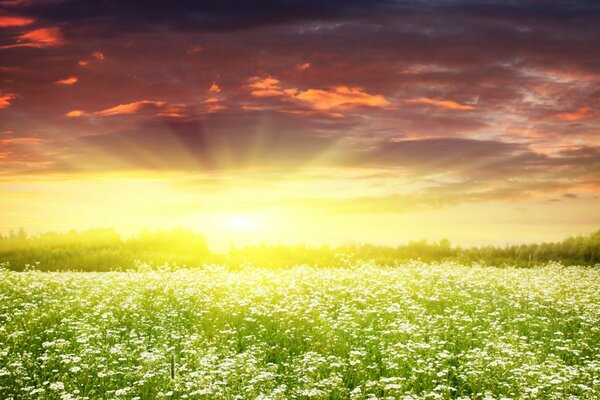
[66,110,86,117]
[78,60,90,67]
[209,82,221,93]
[0,92,17,108]
[55,76,78,85]
[247,76,390,111]
[299,62,311,70]
[556,106,594,122]
[248,76,282,97]
[251,89,285,98]
[293,86,390,110]
[92,51,104,61]
[204,97,225,113]
[406,97,476,111]
[94,100,187,117]
[15,27,63,47]
[0,137,43,144]
[0,16,34,27]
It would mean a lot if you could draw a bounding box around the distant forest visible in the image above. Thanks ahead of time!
[0,228,598,271]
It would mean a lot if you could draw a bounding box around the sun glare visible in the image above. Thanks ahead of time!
[224,215,258,230]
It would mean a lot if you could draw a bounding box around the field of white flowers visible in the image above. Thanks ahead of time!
[0,262,598,400]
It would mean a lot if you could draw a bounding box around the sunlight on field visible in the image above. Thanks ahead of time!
[1,263,598,399]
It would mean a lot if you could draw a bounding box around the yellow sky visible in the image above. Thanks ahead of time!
[1,171,597,251]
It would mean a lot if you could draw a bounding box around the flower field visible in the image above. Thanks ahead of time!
[1,263,599,399]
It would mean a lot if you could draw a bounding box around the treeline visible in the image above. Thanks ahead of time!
[226,232,600,268]
[0,228,598,271]
[0,228,210,271]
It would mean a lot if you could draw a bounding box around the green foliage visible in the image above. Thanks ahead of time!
[0,228,209,271]
[0,228,598,271]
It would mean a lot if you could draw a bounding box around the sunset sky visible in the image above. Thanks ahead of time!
[1,0,599,250]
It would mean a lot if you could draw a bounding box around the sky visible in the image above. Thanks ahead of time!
[0,0,599,250]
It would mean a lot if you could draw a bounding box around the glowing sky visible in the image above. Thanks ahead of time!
[0,0,599,249]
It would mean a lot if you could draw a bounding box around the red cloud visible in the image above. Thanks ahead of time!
[1,27,63,49]
[16,27,63,47]
[0,92,17,108]
[405,97,476,111]
[0,16,34,27]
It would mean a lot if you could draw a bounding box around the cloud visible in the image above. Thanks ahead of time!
[3,27,63,48]
[92,51,104,61]
[365,138,524,174]
[208,82,221,93]
[248,76,282,97]
[66,110,85,117]
[204,97,225,113]
[0,92,17,108]
[0,16,34,27]
[360,137,600,186]
[556,106,595,122]
[5,0,397,33]
[293,86,390,110]
[247,76,390,112]
[0,137,43,144]
[55,115,339,172]
[405,98,475,111]
[94,100,187,117]
[55,76,78,85]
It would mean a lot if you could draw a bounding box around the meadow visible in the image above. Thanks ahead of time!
[1,262,598,399]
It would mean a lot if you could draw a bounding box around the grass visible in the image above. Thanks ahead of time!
[1,262,599,399]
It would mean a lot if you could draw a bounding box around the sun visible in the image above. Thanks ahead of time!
[224,215,258,230]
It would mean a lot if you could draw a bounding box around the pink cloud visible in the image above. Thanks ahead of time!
[556,106,595,122]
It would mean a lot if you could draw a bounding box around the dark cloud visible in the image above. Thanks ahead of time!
[51,112,348,173]
[3,0,398,32]
[5,1,600,32]
[365,138,524,171]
